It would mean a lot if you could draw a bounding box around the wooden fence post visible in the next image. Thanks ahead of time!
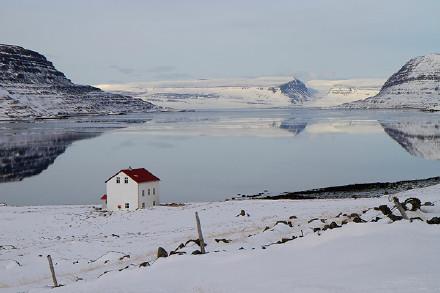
[47,255,59,287]
[195,212,206,254]
[392,197,409,220]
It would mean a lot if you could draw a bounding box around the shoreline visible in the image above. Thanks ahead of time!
[240,176,440,200]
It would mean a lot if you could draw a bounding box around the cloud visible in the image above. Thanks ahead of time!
[146,65,175,73]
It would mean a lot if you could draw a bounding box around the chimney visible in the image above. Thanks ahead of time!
[128,166,132,171]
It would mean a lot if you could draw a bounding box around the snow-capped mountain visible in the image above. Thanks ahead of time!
[0,45,159,119]
[381,120,440,160]
[343,54,440,109]
[97,77,314,110]
[306,78,386,107]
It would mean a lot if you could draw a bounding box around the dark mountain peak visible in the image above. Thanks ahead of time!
[0,44,159,119]
[279,78,313,104]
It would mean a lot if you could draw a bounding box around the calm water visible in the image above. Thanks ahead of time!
[1,109,440,205]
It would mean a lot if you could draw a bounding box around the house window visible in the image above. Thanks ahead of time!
[118,205,121,209]
[142,202,145,208]
[116,177,120,183]
[153,201,156,206]
[153,188,156,195]
[148,189,150,195]
[142,190,145,196]
[125,203,129,209]
[124,177,128,184]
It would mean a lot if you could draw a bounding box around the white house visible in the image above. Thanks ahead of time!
[103,167,160,211]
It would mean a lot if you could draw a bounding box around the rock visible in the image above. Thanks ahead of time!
[119,255,130,260]
[289,215,297,219]
[410,217,423,222]
[214,238,231,243]
[370,217,382,222]
[387,214,403,222]
[423,201,434,206]
[313,227,321,232]
[403,198,421,211]
[139,262,150,267]
[157,247,168,258]
[192,250,202,255]
[185,239,206,248]
[329,221,340,229]
[427,217,440,224]
[374,205,392,215]
[352,216,366,223]
[237,210,246,217]
[263,226,270,232]
[275,220,293,227]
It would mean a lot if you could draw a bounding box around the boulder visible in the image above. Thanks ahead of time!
[427,217,440,224]
[157,247,168,258]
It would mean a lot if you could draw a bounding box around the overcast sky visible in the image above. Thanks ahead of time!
[1,0,439,85]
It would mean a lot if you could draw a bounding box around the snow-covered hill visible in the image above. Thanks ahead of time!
[0,45,159,119]
[97,77,314,110]
[306,78,386,107]
[343,54,440,109]
[98,78,385,109]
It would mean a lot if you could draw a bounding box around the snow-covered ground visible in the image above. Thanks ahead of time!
[96,77,386,110]
[1,185,439,292]
[96,77,296,109]
[306,78,386,107]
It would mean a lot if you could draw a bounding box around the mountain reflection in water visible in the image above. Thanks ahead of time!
[381,121,440,160]
[278,119,307,135]
[0,131,100,182]
[0,116,147,183]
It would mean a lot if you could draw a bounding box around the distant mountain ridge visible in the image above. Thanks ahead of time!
[343,54,440,109]
[0,44,159,119]
[97,77,315,109]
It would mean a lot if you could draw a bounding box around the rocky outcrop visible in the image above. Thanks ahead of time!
[343,54,440,109]
[0,44,159,119]
[279,78,313,104]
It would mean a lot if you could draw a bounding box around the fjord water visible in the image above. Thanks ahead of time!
[1,109,440,206]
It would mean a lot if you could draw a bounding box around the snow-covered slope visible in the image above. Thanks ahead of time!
[1,185,440,292]
[97,77,314,110]
[0,45,159,119]
[344,54,440,109]
[306,78,386,107]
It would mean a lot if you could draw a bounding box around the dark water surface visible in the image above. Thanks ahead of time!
[1,109,440,205]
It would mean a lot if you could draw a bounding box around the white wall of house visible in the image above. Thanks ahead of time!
[138,181,160,208]
[106,171,139,211]
[101,198,107,210]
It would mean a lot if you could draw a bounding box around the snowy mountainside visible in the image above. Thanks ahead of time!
[0,44,159,119]
[344,54,440,109]
[97,77,314,110]
[306,78,386,107]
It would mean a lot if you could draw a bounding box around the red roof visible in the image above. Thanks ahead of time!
[101,194,107,200]
[105,168,160,184]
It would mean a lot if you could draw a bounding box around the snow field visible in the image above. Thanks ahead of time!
[1,184,439,292]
